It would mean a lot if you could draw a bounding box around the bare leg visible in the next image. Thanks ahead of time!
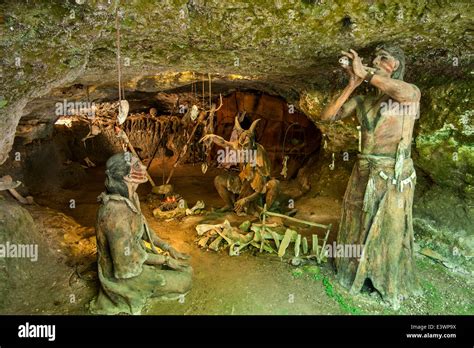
[265,179,280,209]
[214,175,235,211]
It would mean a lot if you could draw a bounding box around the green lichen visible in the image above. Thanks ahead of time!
[299,265,362,314]
[420,280,444,312]
[291,267,304,278]
[321,276,362,315]
[459,110,474,136]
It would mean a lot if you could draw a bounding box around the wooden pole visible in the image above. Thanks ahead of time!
[262,209,331,230]
[117,129,156,187]
[165,110,207,184]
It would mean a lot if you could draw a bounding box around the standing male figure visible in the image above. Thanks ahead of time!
[320,45,420,308]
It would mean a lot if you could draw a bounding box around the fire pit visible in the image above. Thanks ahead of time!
[160,195,179,211]
[152,194,187,220]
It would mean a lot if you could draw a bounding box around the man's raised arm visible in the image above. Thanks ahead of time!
[320,59,363,122]
[370,75,420,103]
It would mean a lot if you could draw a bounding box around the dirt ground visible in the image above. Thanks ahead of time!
[8,162,474,315]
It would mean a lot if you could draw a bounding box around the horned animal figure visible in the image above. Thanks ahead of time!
[200,117,280,215]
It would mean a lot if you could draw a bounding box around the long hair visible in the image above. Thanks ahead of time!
[104,152,131,198]
[376,44,406,80]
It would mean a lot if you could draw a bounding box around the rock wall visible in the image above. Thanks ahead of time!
[413,79,473,268]
[1,0,471,163]
[0,199,64,311]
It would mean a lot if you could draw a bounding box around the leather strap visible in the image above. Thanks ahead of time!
[364,71,375,83]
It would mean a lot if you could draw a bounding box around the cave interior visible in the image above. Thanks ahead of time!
[0,0,472,316]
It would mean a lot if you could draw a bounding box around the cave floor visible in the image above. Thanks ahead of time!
[10,164,474,315]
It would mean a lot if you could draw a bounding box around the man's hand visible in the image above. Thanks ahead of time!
[169,248,190,260]
[343,64,363,87]
[166,257,190,271]
[341,49,367,80]
[234,198,248,214]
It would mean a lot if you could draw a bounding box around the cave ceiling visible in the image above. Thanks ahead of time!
[0,0,472,164]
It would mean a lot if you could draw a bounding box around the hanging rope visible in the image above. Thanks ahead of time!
[208,73,212,107]
[202,75,205,106]
[114,3,129,125]
[115,4,122,105]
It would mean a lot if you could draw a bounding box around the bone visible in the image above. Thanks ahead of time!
[8,188,34,204]
[84,157,96,168]
[0,175,20,191]
[0,175,34,204]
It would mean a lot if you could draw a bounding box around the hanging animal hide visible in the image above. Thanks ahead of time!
[118,100,129,125]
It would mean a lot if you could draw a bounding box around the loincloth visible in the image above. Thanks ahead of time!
[336,153,419,303]
[356,154,416,215]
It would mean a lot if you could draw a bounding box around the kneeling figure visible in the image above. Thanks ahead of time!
[90,152,192,315]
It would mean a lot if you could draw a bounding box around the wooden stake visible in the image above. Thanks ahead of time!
[302,236,308,255]
[312,234,318,255]
[262,209,330,229]
[294,234,301,258]
[278,229,297,258]
[260,207,266,253]
[317,229,331,263]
